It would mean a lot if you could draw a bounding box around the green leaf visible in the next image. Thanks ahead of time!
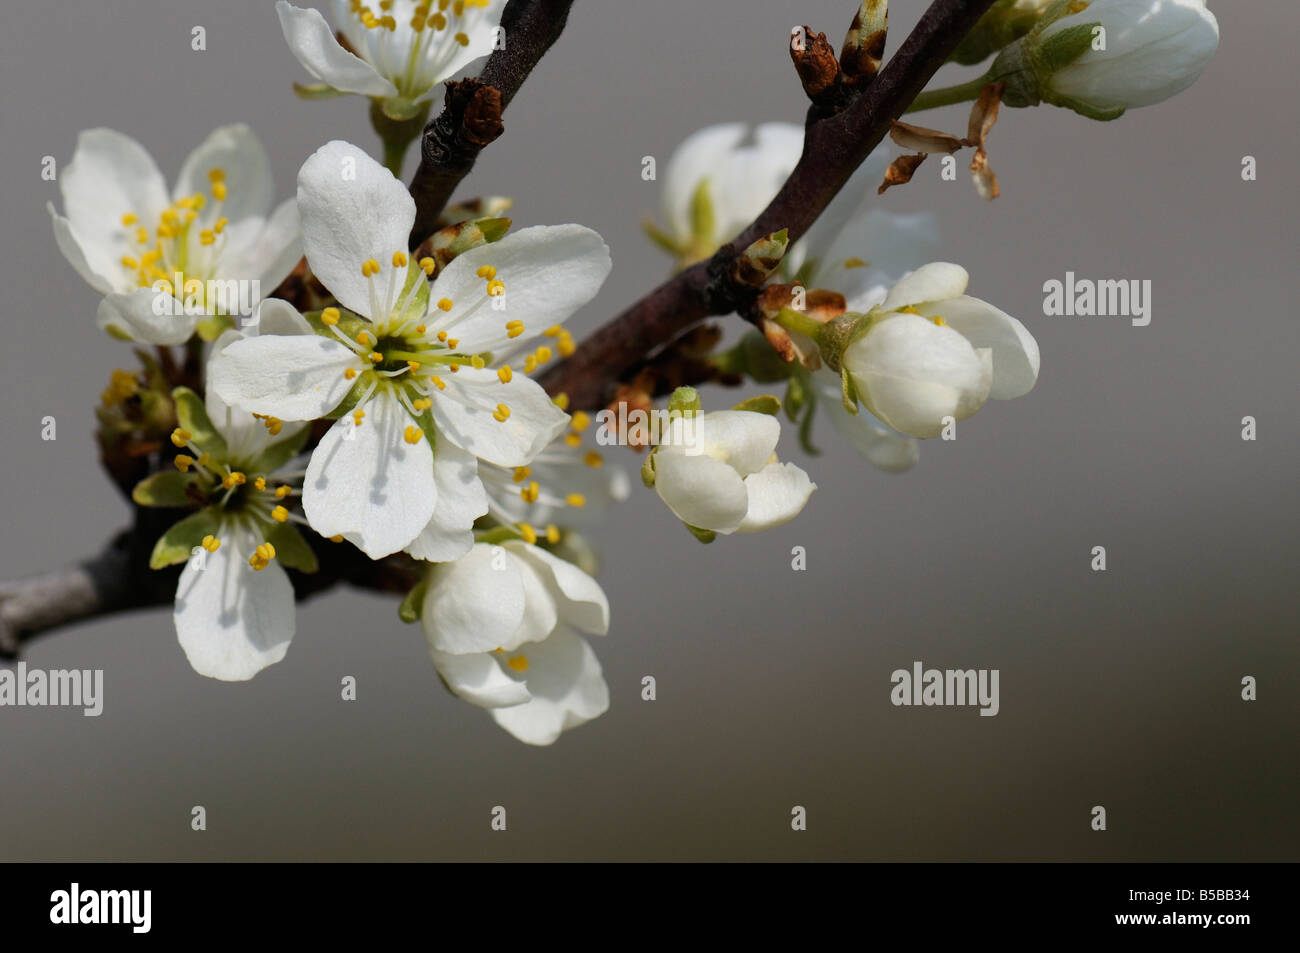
[733,395,781,415]
[132,471,204,509]
[149,509,221,570]
[266,522,318,574]
[172,387,228,459]
[398,575,429,623]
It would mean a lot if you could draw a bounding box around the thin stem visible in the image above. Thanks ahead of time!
[905,71,993,112]
[371,101,432,179]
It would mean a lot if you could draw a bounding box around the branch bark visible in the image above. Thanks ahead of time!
[407,0,576,245]
[538,0,998,410]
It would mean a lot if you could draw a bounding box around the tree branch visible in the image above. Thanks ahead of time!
[407,0,576,246]
[539,0,998,410]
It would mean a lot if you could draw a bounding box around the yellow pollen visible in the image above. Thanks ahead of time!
[497,366,513,383]
[357,330,372,345]
[535,346,553,364]
[412,397,432,411]
[487,279,505,296]
[430,12,447,29]
[552,393,570,411]
[521,481,540,503]
[275,485,292,499]
[174,455,194,472]
[266,419,282,436]
[362,258,381,277]
[120,213,138,227]
[404,425,423,444]
[506,654,529,672]
[420,257,436,276]
[321,307,340,326]
[565,493,587,508]
[558,332,575,357]
[330,534,344,543]
[135,227,149,244]
[564,433,582,447]
[493,403,511,422]
[446,338,458,349]
[407,360,421,371]
[211,182,227,201]
[345,368,358,380]
[583,451,603,468]
[437,331,448,342]
[176,195,198,211]
[170,428,191,447]
[471,355,485,369]
[197,453,214,468]
[844,257,869,268]
[222,471,247,489]
[543,325,562,337]
[369,352,383,363]
[414,325,427,334]
[933,316,947,327]
[476,265,496,279]
[437,298,453,311]
[214,217,228,234]
[271,505,289,523]
[519,523,537,545]
[201,535,221,553]
[454,31,469,45]
[1067,0,1090,11]
[523,356,537,373]
[571,411,591,432]
[161,208,179,226]
[512,466,531,483]
[393,251,408,268]
[353,409,366,425]
[545,525,560,544]
[449,363,460,372]
[207,168,226,183]
[250,476,265,491]
[121,255,139,269]
[249,541,277,571]
[199,230,216,246]
[432,376,447,390]
[900,306,924,316]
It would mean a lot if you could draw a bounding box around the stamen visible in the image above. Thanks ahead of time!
[271,505,289,523]
[403,425,423,444]
[493,403,511,422]
[497,366,513,383]
[201,535,220,552]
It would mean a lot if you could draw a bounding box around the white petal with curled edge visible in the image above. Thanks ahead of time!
[58,129,170,291]
[661,123,747,240]
[428,225,611,353]
[653,448,749,535]
[175,123,274,224]
[737,462,817,534]
[96,288,200,346]
[275,1,398,97]
[302,389,437,559]
[432,368,569,468]
[228,198,302,293]
[430,649,532,709]
[489,627,610,746]
[812,371,919,473]
[509,542,610,636]
[697,411,781,477]
[405,435,489,563]
[173,535,295,681]
[880,262,969,312]
[297,140,414,318]
[250,297,314,337]
[210,333,359,421]
[49,205,120,294]
[924,295,1040,400]
[422,543,527,656]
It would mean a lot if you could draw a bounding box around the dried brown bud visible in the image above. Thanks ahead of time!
[461,85,504,147]
[878,154,927,195]
[841,0,888,86]
[790,27,841,102]
[889,120,965,155]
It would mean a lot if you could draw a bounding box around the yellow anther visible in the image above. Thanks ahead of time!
[121,213,138,226]
[519,522,538,545]
[565,493,587,508]
[552,392,570,411]
[199,230,216,246]
[571,411,591,432]
[545,525,560,544]
[583,451,603,468]
[558,331,575,357]
[407,360,421,371]
[211,182,227,201]
[214,216,228,234]
[449,363,460,372]
[362,258,381,277]
[197,453,214,468]
[176,195,199,211]
[523,355,537,373]
[271,505,290,523]
[431,375,446,390]
[254,476,267,491]
[520,481,540,504]
[174,454,194,472]
[487,279,505,296]
[476,265,496,279]
[330,534,344,543]
[353,409,366,426]
[414,325,427,335]
[843,256,869,268]
[564,433,582,447]
[932,315,948,327]
[222,471,247,489]
[543,324,563,337]
[392,251,408,268]
[161,208,180,225]
[471,355,485,369]
[403,425,423,444]
[381,14,396,29]
[512,466,531,483]
[430,12,447,29]
[135,227,149,244]
[436,331,448,342]
[170,428,191,448]
[185,210,198,224]
[534,345,552,364]
[207,168,226,183]
[275,484,292,499]
[356,330,372,345]
[321,307,340,326]
[201,535,221,553]
[249,541,277,571]
[369,352,383,363]
[493,403,511,422]
[420,257,436,275]
[1067,0,1090,11]
[447,338,459,349]
[497,366,513,383]
[455,31,469,45]
[437,298,453,311]
[412,397,432,411]
[900,306,923,316]
[344,367,358,380]
[121,255,139,269]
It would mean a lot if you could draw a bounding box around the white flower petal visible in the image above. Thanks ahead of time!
[276,1,398,97]
[229,198,302,292]
[49,206,118,294]
[737,462,817,533]
[173,535,295,681]
[489,627,609,746]
[297,140,415,318]
[510,542,609,636]
[710,122,803,241]
[57,128,170,291]
[653,449,749,535]
[174,123,274,224]
[250,297,314,337]
[880,262,969,311]
[405,433,489,562]
[429,648,532,708]
[428,225,611,352]
[812,371,919,472]
[432,368,569,467]
[699,410,781,477]
[303,389,437,558]
[422,543,526,655]
[661,123,747,240]
[96,288,200,346]
[210,333,359,420]
[925,295,1040,400]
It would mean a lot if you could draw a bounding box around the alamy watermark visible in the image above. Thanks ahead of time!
[0,663,103,716]
[1042,271,1152,327]
[890,661,999,716]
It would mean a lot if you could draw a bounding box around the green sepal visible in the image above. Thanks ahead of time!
[798,385,821,456]
[248,425,311,475]
[684,523,716,544]
[668,386,701,415]
[172,386,228,459]
[293,82,346,100]
[266,522,319,574]
[398,575,429,623]
[149,509,221,570]
[132,471,205,509]
[840,367,861,415]
[104,324,134,342]
[303,307,369,340]
[640,451,657,488]
[475,524,525,545]
[1049,94,1126,122]
[642,218,682,256]
[783,375,808,422]
[1038,21,1101,74]
[195,314,234,342]
[379,95,428,122]
[688,179,715,249]
[733,395,781,415]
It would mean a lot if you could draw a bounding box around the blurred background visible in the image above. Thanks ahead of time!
[0,0,1295,861]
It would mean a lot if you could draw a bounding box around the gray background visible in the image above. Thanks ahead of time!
[1,0,1296,860]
